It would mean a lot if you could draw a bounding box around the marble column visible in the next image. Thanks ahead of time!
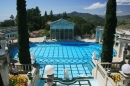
[50,29,52,40]
[0,64,9,86]
[95,30,98,42]
[114,34,117,47]
[117,41,122,58]
[59,29,60,40]
[55,29,56,39]
[121,43,127,59]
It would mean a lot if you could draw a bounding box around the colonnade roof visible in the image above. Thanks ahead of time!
[50,18,75,29]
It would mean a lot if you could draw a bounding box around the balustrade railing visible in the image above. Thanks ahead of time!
[9,64,39,74]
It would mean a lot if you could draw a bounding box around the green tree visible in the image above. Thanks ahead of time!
[62,11,68,19]
[49,10,54,21]
[10,15,14,20]
[27,7,41,31]
[101,0,117,62]
[17,0,31,64]
[0,20,15,27]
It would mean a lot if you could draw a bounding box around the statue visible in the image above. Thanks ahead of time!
[92,52,97,60]
[64,68,69,80]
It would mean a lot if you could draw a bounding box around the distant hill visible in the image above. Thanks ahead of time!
[67,11,130,29]
[67,11,105,26]
[117,15,130,19]
[116,15,130,29]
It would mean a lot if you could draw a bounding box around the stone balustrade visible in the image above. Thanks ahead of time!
[92,59,128,86]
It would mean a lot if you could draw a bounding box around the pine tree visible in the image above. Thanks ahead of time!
[49,10,54,21]
[101,0,117,62]
[17,0,31,64]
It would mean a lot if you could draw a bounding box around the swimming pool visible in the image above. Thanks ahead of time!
[9,42,117,79]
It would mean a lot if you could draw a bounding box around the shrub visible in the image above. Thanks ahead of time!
[9,74,28,86]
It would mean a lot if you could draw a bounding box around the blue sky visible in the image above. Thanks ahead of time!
[0,0,130,21]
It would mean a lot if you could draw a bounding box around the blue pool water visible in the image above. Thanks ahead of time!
[9,42,117,79]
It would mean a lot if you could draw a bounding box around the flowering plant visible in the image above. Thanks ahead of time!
[9,74,28,86]
[110,74,121,83]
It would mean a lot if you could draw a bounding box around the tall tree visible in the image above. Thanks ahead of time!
[101,0,117,62]
[17,0,31,64]
[62,11,67,19]
[49,10,54,21]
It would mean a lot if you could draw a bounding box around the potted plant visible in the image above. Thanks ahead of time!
[107,70,111,77]
[9,74,28,86]
[110,64,118,72]
[27,71,32,80]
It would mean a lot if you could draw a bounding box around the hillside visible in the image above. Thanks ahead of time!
[67,11,105,26]
[67,11,130,29]
[117,15,130,29]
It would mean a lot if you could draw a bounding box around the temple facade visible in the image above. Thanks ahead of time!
[50,19,75,40]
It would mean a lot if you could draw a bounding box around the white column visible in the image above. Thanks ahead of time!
[1,65,9,86]
[12,34,14,44]
[72,29,74,39]
[9,35,10,44]
[99,32,101,43]
[55,29,56,39]
[64,29,65,40]
[17,34,18,42]
[121,42,126,58]
[114,34,117,47]
[59,29,61,40]
[50,29,51,40]
[117,41,122,58]
[95,30,98,42]
[68,29,69,40]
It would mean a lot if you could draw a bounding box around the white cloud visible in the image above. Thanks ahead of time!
[117,10,123,13]
[116,0,130,5]
[84,0,130,10]
[84,2,106,9]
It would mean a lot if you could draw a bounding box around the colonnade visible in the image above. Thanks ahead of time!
[6,34,18,44]
[95,28,103,43]
[50,29,74,40]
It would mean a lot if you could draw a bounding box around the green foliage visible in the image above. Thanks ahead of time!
[27,6,41,31]
[44,24,50,31]
[44,30,50,37]
[117,19,130,29]
[69,16,95,36]
[49,10,54,21]
[17,0,31,64]
[101,0,117,62]
[0,20,15,27]
[68,11,105,26]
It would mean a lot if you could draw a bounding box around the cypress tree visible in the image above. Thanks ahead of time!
[101,0,117,62]
[17,0,31,64]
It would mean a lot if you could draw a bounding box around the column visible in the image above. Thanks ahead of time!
[59,29,61,40]
[50,29,51,40]
[72,29,74,39]
[55,29,56,39]
[114,34,117,47]
[16,34,18,42]
[68,29,69,40]
[12,34,14,44]
[121,42,126,59]
[1,65,9,86]
[9,35,10,44]
[117,41,122,58]
[95,30,98,42]
[64,29,65,40]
